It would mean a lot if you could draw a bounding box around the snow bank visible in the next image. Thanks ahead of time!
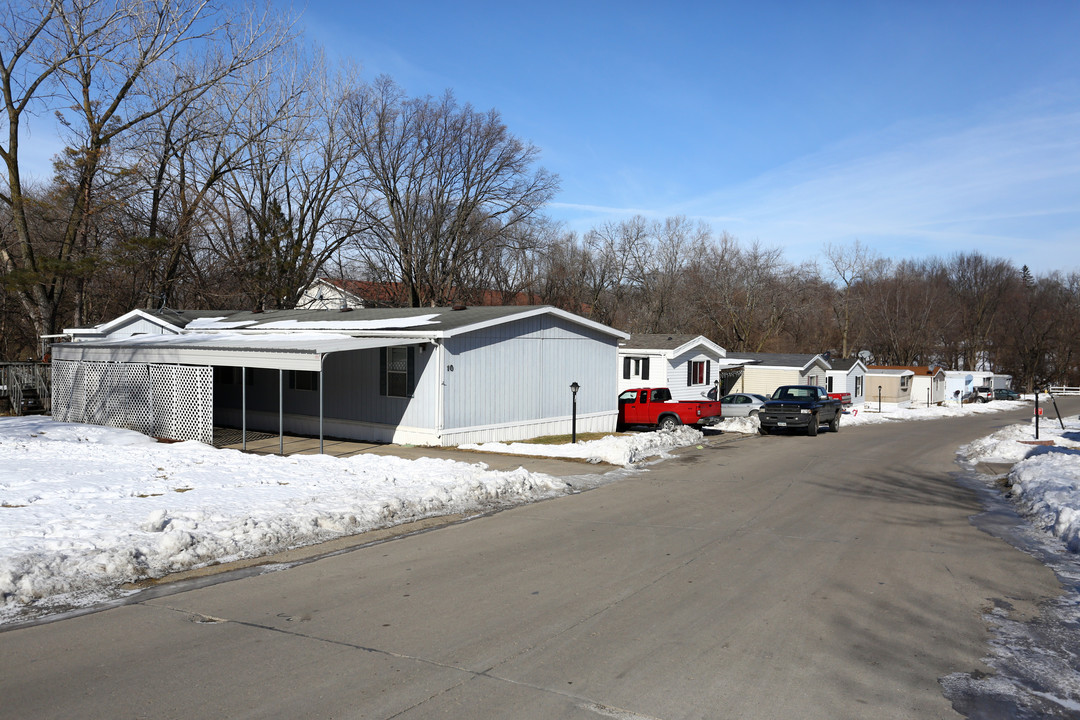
[460,426,704,466]
[0,417,572,620]
[961,415,1080,552]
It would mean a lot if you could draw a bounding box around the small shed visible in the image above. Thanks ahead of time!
[617,334,732,401]
[724,352,833,396]
[51,305,627,448]
[824,358,868,406]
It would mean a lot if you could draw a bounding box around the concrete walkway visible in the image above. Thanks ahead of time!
[212,427,617,477]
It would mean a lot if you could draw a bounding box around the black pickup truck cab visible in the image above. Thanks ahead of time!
[758,385,842,437]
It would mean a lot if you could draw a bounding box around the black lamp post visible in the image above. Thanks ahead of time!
[570,382,580,443]
[878,385,882,413]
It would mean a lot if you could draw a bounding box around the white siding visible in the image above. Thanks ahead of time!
[616,352,667,393]
[668,350,719,401]
[105,317,180,339]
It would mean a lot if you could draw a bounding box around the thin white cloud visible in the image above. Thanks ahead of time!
[679,105,1080,269]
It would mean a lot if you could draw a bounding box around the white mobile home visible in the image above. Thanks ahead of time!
[50,306,627,448]
[617,334,731,400]
[942,370,994,402]
[824,358,868,406]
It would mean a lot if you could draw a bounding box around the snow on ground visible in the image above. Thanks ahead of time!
[0,416,591,622]
[459,425,705,465]
[962,413,1080,552]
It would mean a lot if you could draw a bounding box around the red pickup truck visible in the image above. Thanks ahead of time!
[617,388,723,431]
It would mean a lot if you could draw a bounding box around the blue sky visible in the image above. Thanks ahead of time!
[15,2,1078,273]
[293,0,1079,272]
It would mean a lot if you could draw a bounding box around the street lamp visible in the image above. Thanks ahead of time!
[878,385,882,414]
[570,382,580,443]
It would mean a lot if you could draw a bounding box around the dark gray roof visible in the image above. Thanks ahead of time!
[619,334,710,350]
[725,352,827,368]
[827,358,862,371]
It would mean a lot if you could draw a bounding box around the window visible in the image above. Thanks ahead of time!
[900,375,911,390]
[623,356,650,380]
[826,376,834,392]
[855,375,864,397]
[380,346,415,397]
[687,360,710,386]
[288,370,319,392]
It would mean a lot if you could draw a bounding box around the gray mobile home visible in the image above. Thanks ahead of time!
[50,305,627,448]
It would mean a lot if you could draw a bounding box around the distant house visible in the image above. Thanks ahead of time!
[941,370,994,402]
[824,358,868,406]
[865,367,916,407]
[50,305,627,448]
[723,352,832,396]
[869,365,946,406]
[617,334,735,401]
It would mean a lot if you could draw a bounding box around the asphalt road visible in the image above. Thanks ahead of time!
[1,402,1072,720]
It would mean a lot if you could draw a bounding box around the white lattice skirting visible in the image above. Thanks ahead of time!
[51,360,213,443]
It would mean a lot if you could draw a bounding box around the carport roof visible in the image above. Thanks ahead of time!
[51,333,419,371]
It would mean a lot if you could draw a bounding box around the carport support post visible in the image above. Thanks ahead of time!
[279,369,284,455]
[319,355,324,454]
[242,367,247,451]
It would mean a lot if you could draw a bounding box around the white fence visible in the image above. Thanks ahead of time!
[1048,386,1080,396]
[52,360,213,443]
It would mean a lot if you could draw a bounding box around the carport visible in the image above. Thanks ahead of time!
[50,334,418,453]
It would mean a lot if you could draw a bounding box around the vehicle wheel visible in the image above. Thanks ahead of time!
[829,411,840,433]
[749,409,759,417]
[659,415,680,432]
[758,425,770,436]
[807,415,819,436]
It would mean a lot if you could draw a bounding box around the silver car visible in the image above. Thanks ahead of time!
[718,393,769,418]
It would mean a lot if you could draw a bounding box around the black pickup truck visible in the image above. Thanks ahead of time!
[758,385,843,437]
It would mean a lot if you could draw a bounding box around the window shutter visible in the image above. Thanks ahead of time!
[407,346,416,396]
[687,362,693,386]
[379,347,387,396]
[642,358,650,381]
[706,361,711,385]
[623,357,631,379]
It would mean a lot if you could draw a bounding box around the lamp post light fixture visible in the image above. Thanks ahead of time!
[570,382,580,443]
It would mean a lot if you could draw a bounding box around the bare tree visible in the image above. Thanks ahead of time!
[344,76,558,307]
[860,258,951,365]
[945,252,1016,371]
[694,236,809,352]
[0,0,291,346]
[824,239,873,358]
[208,52,364,310]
